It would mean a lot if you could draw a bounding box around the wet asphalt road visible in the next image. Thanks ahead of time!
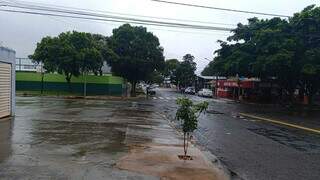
[151,88,320,180]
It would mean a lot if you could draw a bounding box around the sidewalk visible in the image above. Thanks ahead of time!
[115,110,231,179]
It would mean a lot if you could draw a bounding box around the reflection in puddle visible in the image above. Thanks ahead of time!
[0,118,13,163]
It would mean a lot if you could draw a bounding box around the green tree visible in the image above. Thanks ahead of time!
[290,5,320,104]
[30,31,107,91]
[163,59,180,85]
[175,54,197,88]
[206,8,318,103]
[201,60,214,76]
[146,70,164,84]
[108,24,165,96]
[176,98,208,158]
[92,34,119,75]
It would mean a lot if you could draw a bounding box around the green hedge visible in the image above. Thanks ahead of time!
[16,72,124,96]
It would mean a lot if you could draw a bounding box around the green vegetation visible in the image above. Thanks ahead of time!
[202,5,320,104]
[29,25,165,97]
[176,98,208,158]
[29,31,116,89]
[175,54,197,88]
[108,24,165,96]
[163,54,197,88]
[163,59,179,85]
[16,72,123,84]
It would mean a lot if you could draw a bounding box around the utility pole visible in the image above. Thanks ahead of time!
[83,71,87,97]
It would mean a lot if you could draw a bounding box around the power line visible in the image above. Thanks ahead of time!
[0,1,233,31]
[8,0,236,27]
[0,9,233,32]
[22,9,230,36]
[151,0,291,18]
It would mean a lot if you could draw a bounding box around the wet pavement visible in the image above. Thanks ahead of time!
[0,96,229,180]
[0,97,159,179]
[153,88,320,180]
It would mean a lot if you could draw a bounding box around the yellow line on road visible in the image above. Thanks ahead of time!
[239,113,320,134]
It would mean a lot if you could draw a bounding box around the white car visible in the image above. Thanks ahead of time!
[198,88,213,97]
[184,87,195,94]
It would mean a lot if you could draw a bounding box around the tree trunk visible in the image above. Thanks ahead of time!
[183,132,187,156]
[66,75,72,93]
[279,88,283,104]
[41,73,44,95]
[83,72,87,97]
[130,81,137,97]
[289,89,295,105]
[307,90,314,106]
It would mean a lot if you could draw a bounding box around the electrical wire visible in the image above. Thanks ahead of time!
[151,0,291,18]
[0,9,233,31]
[8,0,236,27]
[0,1,233,31]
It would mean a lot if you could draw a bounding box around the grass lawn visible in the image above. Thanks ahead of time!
[16,72,123,84]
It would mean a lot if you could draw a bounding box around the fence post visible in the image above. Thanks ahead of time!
[19,58,21,71]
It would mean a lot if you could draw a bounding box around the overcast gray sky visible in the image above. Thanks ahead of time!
[0,0,318,74]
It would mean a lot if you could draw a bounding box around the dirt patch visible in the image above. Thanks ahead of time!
[117,144,229,180]
[177,155,193,160]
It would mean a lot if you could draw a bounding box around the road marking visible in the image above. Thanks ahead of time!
[152,97,157,100]
[212,99,226,103]
[239,113,320,134]
[192,97,200,101]
[165,97,172,100]
[159,97,164,100]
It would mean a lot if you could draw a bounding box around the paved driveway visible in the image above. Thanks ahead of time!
[0,96,229,180]
[0,96,172,179]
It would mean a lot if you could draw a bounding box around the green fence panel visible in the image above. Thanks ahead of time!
[16,81,123,96]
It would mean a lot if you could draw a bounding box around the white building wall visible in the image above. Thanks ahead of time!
[0,47,16,116]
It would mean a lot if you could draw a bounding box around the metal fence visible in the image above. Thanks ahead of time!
[15,58,111,73]
[16,58,42,72]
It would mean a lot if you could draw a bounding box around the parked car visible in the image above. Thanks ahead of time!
[150,84,159,88]
[146,86,156,95]
[198,88,213,97]
[185,87,195,94]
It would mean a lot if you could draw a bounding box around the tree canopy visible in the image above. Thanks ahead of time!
[201,5,320,103]
[29,31,111,86]
[175,54,197,87]
[163,59,179,84]
[108,24,165,96]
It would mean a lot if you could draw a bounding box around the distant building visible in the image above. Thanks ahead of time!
[16,58,112,74]
[16,58,37,71]
[195,75,226,93]
[100,61,111,74]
